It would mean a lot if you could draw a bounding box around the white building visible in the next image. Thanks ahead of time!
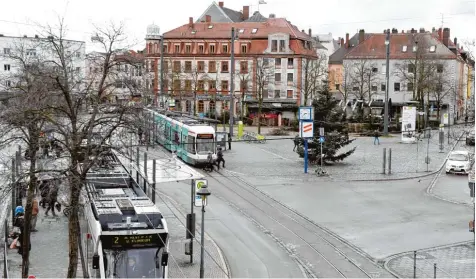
[342,28,472,124]
[0,34,85,101]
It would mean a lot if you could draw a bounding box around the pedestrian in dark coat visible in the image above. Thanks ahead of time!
[45,184,59,216]
[227,133,232,150]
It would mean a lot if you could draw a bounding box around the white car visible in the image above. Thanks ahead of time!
[446,151,473,174]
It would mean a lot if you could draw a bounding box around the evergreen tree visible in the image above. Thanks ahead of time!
[296,81,356,164]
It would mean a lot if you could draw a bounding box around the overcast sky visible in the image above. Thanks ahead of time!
[1,0,475,51]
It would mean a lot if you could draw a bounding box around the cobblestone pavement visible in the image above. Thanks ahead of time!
[385,242,475,278]
[7,203,83,278]
[225,125,470,182]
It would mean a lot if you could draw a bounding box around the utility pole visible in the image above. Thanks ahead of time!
[229,27,236,137]
[383,29,390,136]
[159,35,165,108]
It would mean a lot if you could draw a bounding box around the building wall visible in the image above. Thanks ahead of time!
[1,35,86,94]
[328,64,343,92]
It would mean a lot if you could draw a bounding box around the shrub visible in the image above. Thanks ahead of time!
[269,128,289,136]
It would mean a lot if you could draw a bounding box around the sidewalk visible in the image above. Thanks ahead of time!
[7,203,84,278]
[385,242,475,278]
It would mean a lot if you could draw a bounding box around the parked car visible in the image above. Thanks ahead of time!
[446,150,473,174]
[466,130,475,146]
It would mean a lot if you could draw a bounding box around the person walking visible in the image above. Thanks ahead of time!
[31,198,39,232]
[227,133,232,150]
[216,147,225,170]
[45,184,59,217]
[205,151,215,172]
[39,180,50,209]
[14,206,30,255]
[373,129,380,145]
[138,127,143,145]
[293,135,299,151]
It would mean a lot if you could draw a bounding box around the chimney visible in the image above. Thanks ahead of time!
[443,28,450,47]
[308,28,312,37]
[391,28,397,34]
[438,28,443,41]
[402,30,405,33]
[23,35,27,38]
[411,28,416,34]
[358,29,365,44]
[432,27,436,33]
[189,17,194,28]
[218,1,224,7]
[345,33,349,48]
[340,38,344,47]
[242,6,249,20]
[34,35,39,38]
[205,15,211,23]
[454,37,457,46]
[301,29,305,33]
[269,13,276,18]
[419,28,425,33]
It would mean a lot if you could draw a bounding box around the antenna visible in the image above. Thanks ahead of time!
[440,13,444,29]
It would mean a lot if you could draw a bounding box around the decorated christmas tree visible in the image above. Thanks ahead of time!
[296,81,356,164]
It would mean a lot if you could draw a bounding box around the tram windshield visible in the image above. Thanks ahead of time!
[196,134,214,154]
[104,248,164,278]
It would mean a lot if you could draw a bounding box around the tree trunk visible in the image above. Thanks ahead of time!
[22,125,40,278]
[257,97,262,135]
[66,170,82,278]
[436,101,441,122]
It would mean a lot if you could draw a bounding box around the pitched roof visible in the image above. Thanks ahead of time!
[328,33,372,64]
[344,33,457,60]
[197,2,267,23]
[164,18,311,41]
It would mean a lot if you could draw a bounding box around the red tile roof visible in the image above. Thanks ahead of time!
[344,33,457,60]
[163,18,311,41]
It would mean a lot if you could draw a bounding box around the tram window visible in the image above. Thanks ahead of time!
[196,134,214,154]
[174,131,179,144]
[187,136,196,153]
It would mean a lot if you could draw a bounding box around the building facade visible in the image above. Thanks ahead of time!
[0,34,85,101]
[341,28,472,124]
[144,13,317,126]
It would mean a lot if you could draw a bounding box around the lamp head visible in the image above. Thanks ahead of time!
[197,184,211,197]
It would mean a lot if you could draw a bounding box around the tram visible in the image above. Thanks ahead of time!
[143,108,216,166]
[79,148,169,278]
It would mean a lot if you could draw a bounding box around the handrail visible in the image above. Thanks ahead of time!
[3,219,9,279]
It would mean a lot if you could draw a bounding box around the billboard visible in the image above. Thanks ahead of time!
[401,106,417,143]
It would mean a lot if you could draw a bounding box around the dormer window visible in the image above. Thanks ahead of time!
[412,46,418,52]
[239,29,245,33]
[241,45,247,53]
[402,45,407,52]
[208,25,213,29]
[252,28,258,34]
[429,45,436,52]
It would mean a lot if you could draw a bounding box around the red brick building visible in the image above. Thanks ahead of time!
[144,3,317,126]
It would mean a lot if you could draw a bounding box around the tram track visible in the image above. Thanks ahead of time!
[204,168,394,278]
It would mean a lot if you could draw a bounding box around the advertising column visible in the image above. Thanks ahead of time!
[401,106,417,143]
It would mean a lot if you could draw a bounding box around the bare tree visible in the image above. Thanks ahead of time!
[339,62,353,109]
[299,54,327,105]
[0,38,59,277]
[254,57,273,134]
[394,35,438,127]
[347,59,378,117]
[189,64,209,116]
[428,67,453,121]
[35,20,138,278]
[236,69,251,122]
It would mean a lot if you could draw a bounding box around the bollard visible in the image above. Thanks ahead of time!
[382,148,387,174]
[433,263,436,278]
[413,251,417,278]
[388,148,392,174]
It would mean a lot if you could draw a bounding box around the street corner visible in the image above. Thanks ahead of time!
[385,242,475,278]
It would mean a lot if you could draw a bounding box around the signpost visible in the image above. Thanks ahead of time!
[299,107,314,174]
[319,128,324,172]
[401,106,417,143]
[194,179,208,207]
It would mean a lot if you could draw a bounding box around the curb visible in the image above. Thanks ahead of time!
[426,130,472,207]
[346,129,467,182]
[158,190,231,278]
[383,240,475,278]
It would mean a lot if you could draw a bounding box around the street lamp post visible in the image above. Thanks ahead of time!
[197,184,211,279]
[229,27,236,137]
[159,35,165,108]
[383,29,390,136]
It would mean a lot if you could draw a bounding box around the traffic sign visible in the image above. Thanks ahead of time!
[298,106,313,121]
[319,137,324,143]
[300,122,314,138]
[194,179,208,207]
[319,127,324,136]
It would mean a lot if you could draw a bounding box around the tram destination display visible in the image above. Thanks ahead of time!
[101,233,166,249]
